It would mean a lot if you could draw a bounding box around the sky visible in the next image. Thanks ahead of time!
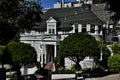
[40,0,75,9]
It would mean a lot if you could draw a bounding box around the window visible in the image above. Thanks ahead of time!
[40,45,42,49]
[98,25,101,34]
[82,24,86,32]
[49,29,51,33]
[48,25,55,34]
[75,23,78,33]
[52,29,55,33]
[90,24,95,33]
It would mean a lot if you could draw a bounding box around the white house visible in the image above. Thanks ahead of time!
[20,0,114,71]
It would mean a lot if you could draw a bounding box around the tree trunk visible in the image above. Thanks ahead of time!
[13,64,21,78]
[75,61,81,71]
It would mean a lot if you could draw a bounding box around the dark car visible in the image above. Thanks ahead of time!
[17,74,47,80]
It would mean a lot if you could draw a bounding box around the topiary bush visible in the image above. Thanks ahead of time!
[108,54,120,73]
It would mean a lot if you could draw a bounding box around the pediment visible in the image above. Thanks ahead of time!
[46,17,56,23]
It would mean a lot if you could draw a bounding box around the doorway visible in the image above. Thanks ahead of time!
[46,45,54,62]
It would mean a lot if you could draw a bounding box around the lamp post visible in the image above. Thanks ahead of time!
[100,24,107,60]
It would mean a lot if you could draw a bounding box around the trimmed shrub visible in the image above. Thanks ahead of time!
[108,54,120,73]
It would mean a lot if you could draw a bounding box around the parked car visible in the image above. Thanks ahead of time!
[17,74,47,80]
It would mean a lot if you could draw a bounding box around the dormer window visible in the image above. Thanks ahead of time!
[46,17,57,34]
[48,25,55,34]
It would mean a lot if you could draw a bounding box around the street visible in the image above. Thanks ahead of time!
[52,73,120,80]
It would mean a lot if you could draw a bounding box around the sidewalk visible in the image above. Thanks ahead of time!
[52,74,75,80]
[52,73,120,80]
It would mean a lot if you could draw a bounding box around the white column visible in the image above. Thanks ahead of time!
[87,24,90,33]
[44,44,47,64]
[41,44,46,66]
[72,25,75,33]
[41,44,44,66]
[78,24,82,32]
[95,25,98,34]
[37,51,40,62]
[54,44,57,57]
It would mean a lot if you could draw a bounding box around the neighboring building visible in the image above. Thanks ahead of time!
[54,0,92,8]
[20,1,114,70]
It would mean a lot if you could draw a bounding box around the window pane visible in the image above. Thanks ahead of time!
[90,24,95,33]
[52,29,55,33]
[49,29,51,33]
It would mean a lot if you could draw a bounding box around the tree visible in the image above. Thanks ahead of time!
[111,43,120,55]
[5,41,37,65]
[108,54,120,73]
[0,46,5,66]
[0,23,16,45]
[0,0,42,45]
[97,40,111,69]
[0,46,5,56]
[0,0,20,45]
[3,41,37,77]
[105,0,120,21]
[16,0,42,31]
[57,32,100,70]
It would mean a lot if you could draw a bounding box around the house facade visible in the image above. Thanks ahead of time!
[20,1,114,69]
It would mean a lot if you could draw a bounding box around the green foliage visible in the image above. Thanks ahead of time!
[53,57,61,73]
[57,32,100,69]
[5,41,37,65]
[71,64,77,71]
[105,0,120,20]
[111,43,120,55]
[0,23,16,45]
[97,40,111,68]
[0,46,5,55]
[6,72,17,78]
[0,0,42,45]
[108,54,120,73]
[0,46,5,64]
[17,0,43,31]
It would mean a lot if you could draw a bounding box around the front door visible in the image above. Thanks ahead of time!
[46,45,54,62]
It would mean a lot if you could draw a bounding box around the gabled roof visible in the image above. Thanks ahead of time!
[43,5,104,24]
[35,4,105,31]
[46,17,57,23]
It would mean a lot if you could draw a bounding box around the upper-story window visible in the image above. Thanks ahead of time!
[46,17,56,34]
[82,24,86,32]
[90,24,95,33]
[48,25,55,34]
[75,23,78,33]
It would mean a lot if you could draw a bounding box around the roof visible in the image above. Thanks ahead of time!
[35,4,105,31]
[91,3,113,23]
